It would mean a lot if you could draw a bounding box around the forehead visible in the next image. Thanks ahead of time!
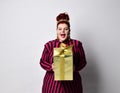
[57,23,68,28]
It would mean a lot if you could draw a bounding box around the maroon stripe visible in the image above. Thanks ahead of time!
[79,44,84,58]
[56,81,61,93]
[42,73,49,93]
[59,82,63,93]
[41,47,46,60]
[74,75,80,93]
[74,40,77,53]
[40,59,50,66]
[54,81,58,93]
[45,73,53,93]
[70,39,72,45]
[76,74,83,92]
[48,42,51,51]
[64,81,69,93]
[45,44,49,52]
[50,78,55,93]
[40,42,52,71]
[48,74,54,93]
[40,62,50,69]
[45,74,50,93]
[49,51,53,64]
[78,43,86,70]
[56,41,60,48]
[76,40,79,46]
[67,81,72,93]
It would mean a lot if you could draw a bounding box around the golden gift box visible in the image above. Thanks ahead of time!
[53,43,73,81]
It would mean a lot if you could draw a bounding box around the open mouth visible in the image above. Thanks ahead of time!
[61,34,66,38]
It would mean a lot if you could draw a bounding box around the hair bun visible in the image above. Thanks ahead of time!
[56,12,69,22]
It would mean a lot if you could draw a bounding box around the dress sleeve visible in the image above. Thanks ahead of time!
[75,41,87,71]
[40,43,52,71]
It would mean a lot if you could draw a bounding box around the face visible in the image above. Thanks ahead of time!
[57,23,70,42]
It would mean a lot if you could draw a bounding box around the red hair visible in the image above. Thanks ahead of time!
[56,12,70,28]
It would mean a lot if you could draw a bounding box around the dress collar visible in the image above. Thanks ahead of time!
[55,38,72,45]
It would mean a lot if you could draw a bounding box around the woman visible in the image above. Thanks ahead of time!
[40,12,87,93]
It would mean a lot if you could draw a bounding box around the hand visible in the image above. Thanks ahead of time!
[52,63,54,69]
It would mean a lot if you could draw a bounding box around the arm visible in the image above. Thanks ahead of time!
[75,41,87,71]
[40,43,52,71]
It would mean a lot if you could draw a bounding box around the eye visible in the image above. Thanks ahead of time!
[64,28,69,30]
[58,28,62,30]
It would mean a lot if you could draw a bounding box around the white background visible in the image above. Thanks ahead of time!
[0,0,120,93]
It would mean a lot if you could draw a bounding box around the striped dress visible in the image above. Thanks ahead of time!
[40,39,87,93]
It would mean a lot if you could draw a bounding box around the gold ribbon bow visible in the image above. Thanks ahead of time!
[54,43,73,80]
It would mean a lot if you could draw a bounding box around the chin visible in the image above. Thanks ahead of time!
[61,38,67,42]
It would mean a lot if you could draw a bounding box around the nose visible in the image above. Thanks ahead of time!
[61,29,65,33]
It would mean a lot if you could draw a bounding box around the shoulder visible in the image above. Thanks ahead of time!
[44,39,56,49]
[44,39,56,46]
[71,39,82,46]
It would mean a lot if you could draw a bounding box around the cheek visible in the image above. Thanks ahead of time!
[57,30,60,35]
[66,31,70,35]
